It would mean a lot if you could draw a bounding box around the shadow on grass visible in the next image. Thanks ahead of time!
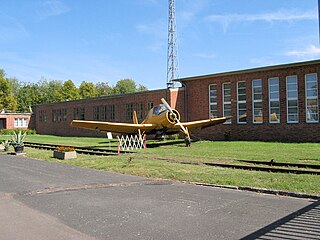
[241,200,320,239]
[147,139,200,148]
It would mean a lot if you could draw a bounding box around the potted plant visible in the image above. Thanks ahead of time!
[1,140,11,152]
[53,146,77,160]
[11,131,26,153]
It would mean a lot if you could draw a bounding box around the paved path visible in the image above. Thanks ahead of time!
[0,154,318,240]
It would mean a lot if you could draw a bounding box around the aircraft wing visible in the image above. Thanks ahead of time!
[71,120,156,134]
[175,116,231,131]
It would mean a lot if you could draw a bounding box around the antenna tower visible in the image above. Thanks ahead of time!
[167,0,178,89]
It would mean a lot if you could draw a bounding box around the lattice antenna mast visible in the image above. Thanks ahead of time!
[167,0,178,89]
[318,0,320,45]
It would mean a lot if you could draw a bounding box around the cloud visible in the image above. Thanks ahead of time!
[0,13,29,42]
[205,9,317,32]
[136,21,166,38]
[135,20,167,53]
[37,0,70,18]
[285,45,320,57]
[194,53,216,59]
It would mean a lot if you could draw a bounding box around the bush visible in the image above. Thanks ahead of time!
[0,129,36,135]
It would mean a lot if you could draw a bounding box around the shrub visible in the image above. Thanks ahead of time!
[0,129,36,135]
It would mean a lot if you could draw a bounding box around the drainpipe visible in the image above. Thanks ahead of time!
[181,82,188,121]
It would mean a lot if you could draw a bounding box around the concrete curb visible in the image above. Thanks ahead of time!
[192,182,320,200]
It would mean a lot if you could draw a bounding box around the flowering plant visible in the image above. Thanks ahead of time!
[55,146,75,152]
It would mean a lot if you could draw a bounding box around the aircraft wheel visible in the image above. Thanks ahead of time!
[185,137,191,147]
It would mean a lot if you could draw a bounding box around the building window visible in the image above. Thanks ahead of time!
[209,84,218,118]
[286,75,299,123]
[252,79,263,123]
[93,106,99,120]
[305,73,319,123]
[147,102,153,112]
[136,103,143,120]
[223,83,231,124]
[73,108,79,120]
[268,77,280,123]
[52,110,57,122]
[101,105,107,121]
[79,108,85,120]
[62,109,67,122]
[237,82,246,124]
[39,110,47,123]
[110,105,115,121]
[14,118,28,128]
[126,103,133,120]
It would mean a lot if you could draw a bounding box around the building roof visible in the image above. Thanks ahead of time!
[0,112,32,116]
[32,88,167,107]
[175,59,320,83]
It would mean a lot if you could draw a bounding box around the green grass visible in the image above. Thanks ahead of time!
[1,134,320,195]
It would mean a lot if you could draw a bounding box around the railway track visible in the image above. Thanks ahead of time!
[24,141,133,155]
[24,142,320,174]
[155,158,320,175]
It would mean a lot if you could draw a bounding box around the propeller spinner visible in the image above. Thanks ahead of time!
[161,98,191,146]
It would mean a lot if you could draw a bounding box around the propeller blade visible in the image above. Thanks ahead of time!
[161,98,189,134]
[161,98,174,113]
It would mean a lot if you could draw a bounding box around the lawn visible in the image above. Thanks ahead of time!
[1,134,320,195]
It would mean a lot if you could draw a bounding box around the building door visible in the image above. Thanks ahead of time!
[0,119,6,129]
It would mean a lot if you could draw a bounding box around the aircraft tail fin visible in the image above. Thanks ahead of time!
[133,110,139,124]
[133,111,142,138]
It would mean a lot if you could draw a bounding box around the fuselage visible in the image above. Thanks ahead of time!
[142,104,180,132]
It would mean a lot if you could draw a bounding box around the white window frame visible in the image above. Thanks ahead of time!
[237,81,246,124]
[209,84,218,118]
[223,83,231,124]
[305,73,319,123]
[268,77,280,123]
[286,75,299,123]
[14,118,28,128]
[252,79,263,124]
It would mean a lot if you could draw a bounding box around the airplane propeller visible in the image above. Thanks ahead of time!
[161,98,191,146]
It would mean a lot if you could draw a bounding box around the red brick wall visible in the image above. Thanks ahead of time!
[34,89,169,137]
[168,88,186,121]
[181,61,320,142]
[0,114,32,130]
[33,60,320,142]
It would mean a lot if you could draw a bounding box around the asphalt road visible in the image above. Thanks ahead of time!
[0,154,319,240]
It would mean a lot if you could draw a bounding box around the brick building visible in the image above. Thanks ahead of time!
[178,59,320,142]
[0,112,32,130]
[33,88,185,137]
[33,59,320,142]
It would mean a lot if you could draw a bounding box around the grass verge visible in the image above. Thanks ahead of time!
[1,134,320,195]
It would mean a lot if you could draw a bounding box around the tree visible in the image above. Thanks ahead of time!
[61,80,79,101]
[0,69,18,110]
[79,81,97,99]
[47,80,64,103]
[112,79,137,95]
[17,83,40,112]
[137,84,148,92]
[35,78,64,103]
[95,82,112,97]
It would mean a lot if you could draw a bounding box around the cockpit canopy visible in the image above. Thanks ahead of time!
[152,104,167,115]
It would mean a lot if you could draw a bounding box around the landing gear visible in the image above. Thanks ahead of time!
[185,136,191,147]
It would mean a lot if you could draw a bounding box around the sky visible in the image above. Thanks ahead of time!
[0,0,319,90]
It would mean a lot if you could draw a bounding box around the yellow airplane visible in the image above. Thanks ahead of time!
[71,98,230,146]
